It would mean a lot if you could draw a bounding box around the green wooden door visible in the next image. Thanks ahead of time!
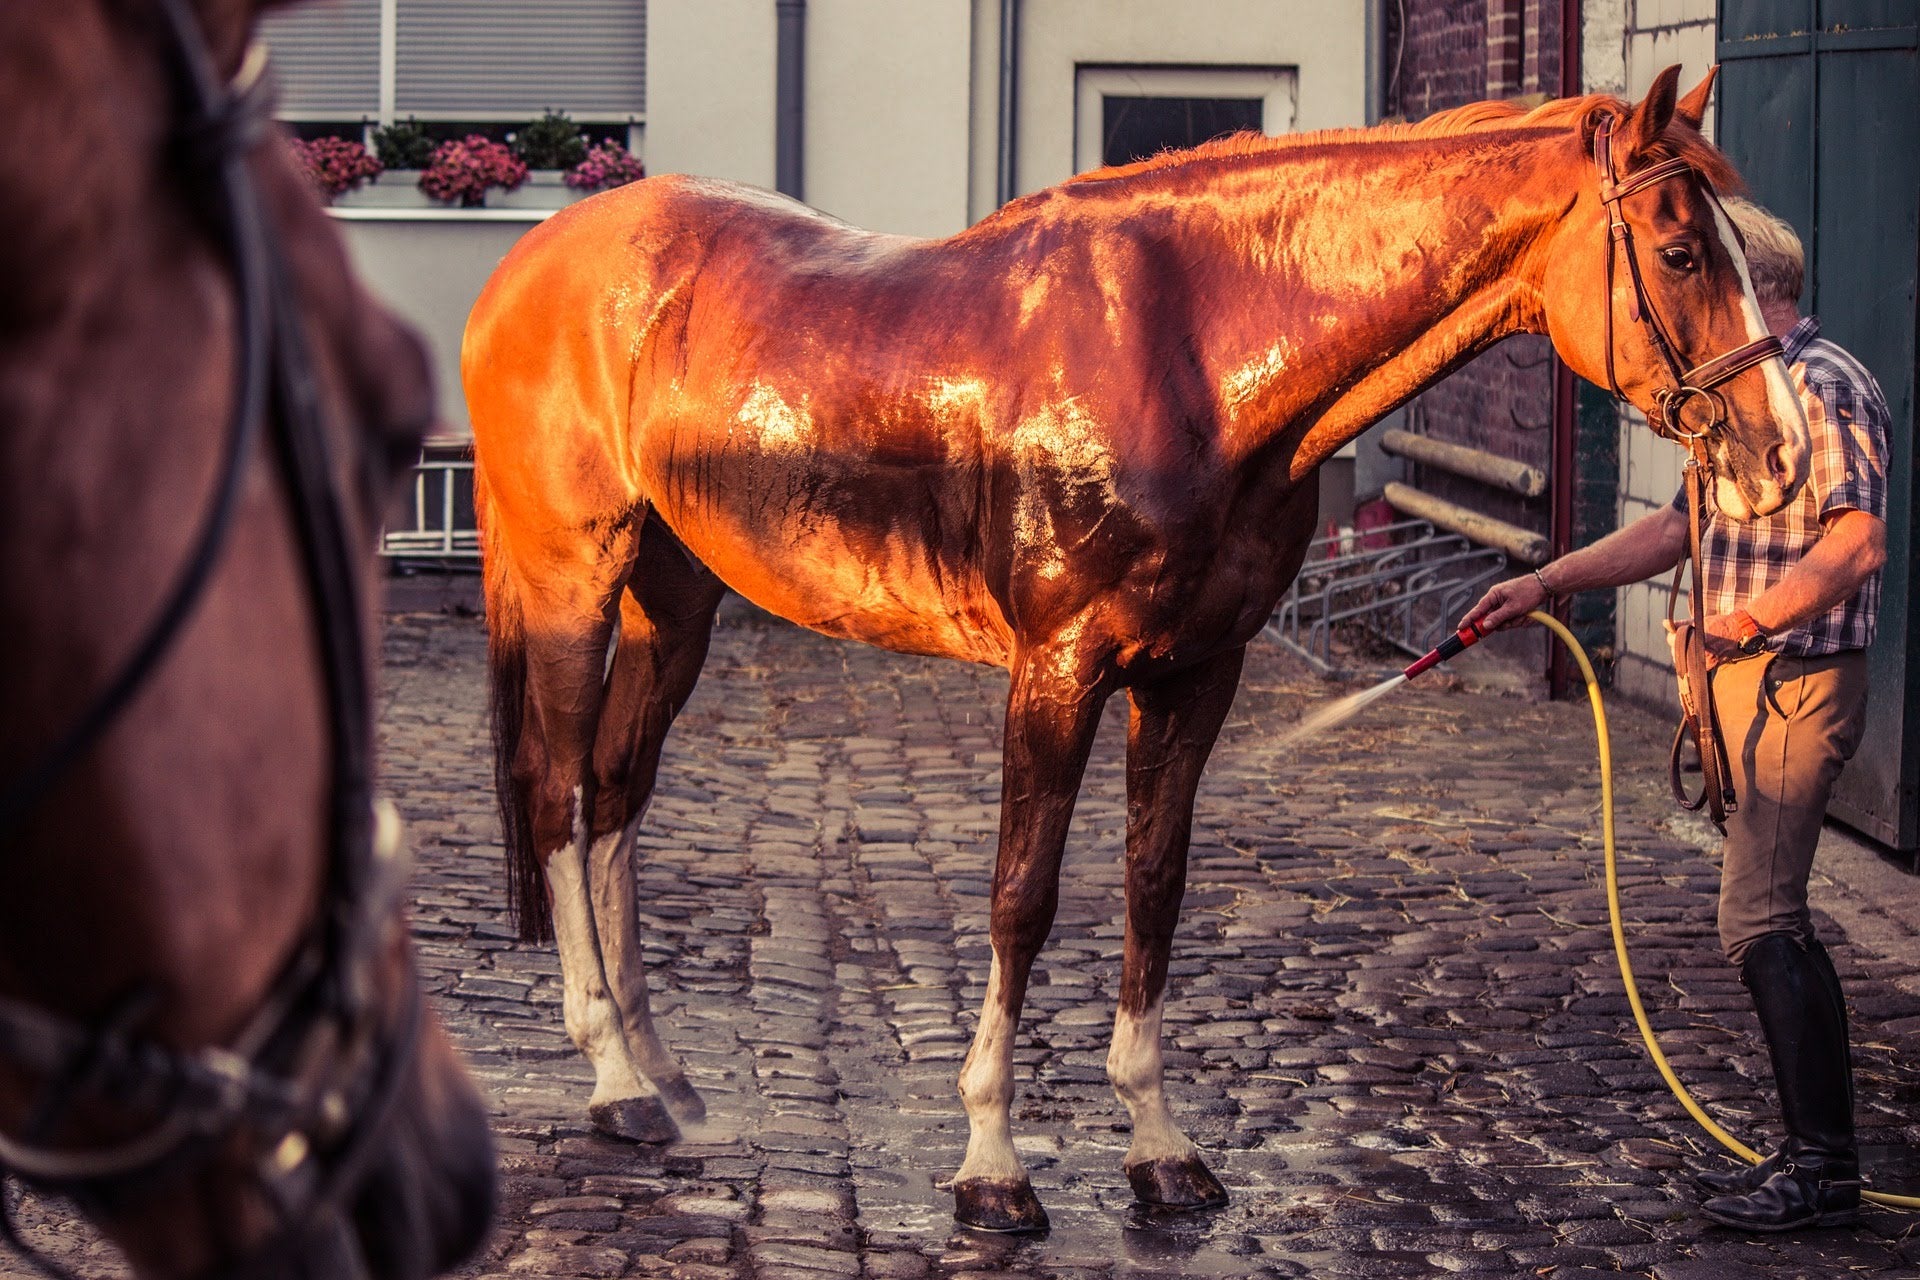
[1717,0,1920,850]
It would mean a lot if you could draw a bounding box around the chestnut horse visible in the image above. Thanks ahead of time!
[1,2,491,1275]
[466,67,1807,1231]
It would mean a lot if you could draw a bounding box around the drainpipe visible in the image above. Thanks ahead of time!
[776,0,806,200]
[1364,0,1388,124]
[995,0,1019,205]
[1547,0,1581,697]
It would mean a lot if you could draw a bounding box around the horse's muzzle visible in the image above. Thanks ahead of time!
[342,1025,495,1280]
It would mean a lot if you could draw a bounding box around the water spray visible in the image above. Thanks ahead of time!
[1274,620,1491,750]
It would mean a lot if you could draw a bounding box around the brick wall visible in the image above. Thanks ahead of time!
[1384,0,1565,536]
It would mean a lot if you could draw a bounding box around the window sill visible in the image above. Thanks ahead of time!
[327,169,586,217]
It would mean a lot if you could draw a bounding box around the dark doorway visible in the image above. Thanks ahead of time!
[1099,95,1263,167]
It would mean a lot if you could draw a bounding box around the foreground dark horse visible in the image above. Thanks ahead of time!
[0,2,492,1274]
[467,68,1807,1231]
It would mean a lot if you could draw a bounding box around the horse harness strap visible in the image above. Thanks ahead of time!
[0,3,420,1277]
[1667,457,1738,832]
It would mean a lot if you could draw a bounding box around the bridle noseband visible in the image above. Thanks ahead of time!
[1593,113,1784,456]
[0,2,424,1276]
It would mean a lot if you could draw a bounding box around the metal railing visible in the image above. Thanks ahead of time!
[380,439,480,563]
[1265,519,1509,675]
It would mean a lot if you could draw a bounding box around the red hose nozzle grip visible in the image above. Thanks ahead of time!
[1402,619,1488,680]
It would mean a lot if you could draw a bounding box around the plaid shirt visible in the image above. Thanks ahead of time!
[1672,317,1889,657]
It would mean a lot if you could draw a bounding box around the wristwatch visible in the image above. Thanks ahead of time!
[1730,608,1767,655]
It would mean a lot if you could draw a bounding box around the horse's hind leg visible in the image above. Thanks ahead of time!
[954,640,1113,1233]
[584,524,727,1131]
[1108,647,1244,1210]
[505,530,687,1142]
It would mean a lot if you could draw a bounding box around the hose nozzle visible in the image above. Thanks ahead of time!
[1403,620,1487,680]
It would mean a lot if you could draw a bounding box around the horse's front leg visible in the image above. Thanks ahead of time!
[954,642,1112,1233]
[1109,646,1244,1209]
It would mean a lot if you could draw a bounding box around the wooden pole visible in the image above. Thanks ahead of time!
[1379,429,1548,496]
[1383,482,1551,564]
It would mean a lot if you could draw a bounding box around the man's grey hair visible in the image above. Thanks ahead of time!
[1721,197,1805,307]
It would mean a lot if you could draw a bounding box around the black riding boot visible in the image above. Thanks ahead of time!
[1701,933,1861,1231]
[1697,936,1853,1196]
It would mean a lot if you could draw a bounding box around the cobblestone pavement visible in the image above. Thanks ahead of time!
[11,606,1920,1278]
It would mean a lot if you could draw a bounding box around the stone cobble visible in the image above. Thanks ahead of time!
[9,607,1920,1278]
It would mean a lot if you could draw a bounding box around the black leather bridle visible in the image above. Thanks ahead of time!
[0,2,424,1275]
[1593,113,1785,449]
[1591,113,1787,832]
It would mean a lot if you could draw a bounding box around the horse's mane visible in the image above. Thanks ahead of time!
[1064,92,1743,194]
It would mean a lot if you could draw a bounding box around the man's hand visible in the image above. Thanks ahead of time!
[1461,573,1548,633]
[1698,613,1749,667]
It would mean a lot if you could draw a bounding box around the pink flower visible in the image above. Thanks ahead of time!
[565,142,646,193]
[291,135,383,198]
[419,135,529,207]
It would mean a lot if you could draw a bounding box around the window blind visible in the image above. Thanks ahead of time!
[259,0,382,118]
[394,0,646,119]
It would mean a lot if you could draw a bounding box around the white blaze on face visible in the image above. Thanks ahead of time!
[1705,200,1810,472]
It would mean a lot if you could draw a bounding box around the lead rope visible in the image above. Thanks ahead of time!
[1666,452,1737,832]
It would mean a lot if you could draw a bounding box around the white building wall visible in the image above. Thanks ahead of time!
[644,1,779,189]
[806,0,975,236]
[1002,0,1368,204]
[1588,0,1718,710]
[644,1,1366,235]
[333,213,551,435]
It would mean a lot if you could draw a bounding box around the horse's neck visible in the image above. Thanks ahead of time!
[1176,132,1573,481]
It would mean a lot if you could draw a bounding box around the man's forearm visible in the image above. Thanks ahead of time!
[1539,508,1688,595]
[1745,511,1887,635]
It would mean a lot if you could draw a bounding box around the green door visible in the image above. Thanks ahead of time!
[1716,0,1920,850]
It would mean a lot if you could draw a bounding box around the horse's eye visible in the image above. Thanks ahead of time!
[1659,246,1698,272]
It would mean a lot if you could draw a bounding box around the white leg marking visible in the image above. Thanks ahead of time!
[587,826,694,1091]
[547,830,655,1109]
[1108,998,1198,1168]
[955,953,1027,1185]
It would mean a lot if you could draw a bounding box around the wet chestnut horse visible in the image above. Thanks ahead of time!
[1,2,491,1275]
[467,68,1807,1231]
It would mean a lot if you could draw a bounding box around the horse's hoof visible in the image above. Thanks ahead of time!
[589,1095,680,1144]
[656,1075,708,1126]
[1126,1155,1229,1210]
[953,1178,1050,1233]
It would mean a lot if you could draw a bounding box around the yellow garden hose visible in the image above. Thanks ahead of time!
[1527,609,1920,1211]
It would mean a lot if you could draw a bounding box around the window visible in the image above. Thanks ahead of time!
[260,0,645,138]
[1074,67,1298,173]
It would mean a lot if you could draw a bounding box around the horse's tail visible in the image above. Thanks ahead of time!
[475,463,553,943]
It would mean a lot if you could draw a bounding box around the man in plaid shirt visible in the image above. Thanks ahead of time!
[1465,198,1889,1232]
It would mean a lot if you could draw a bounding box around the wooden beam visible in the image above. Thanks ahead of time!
[1379,428,1548,497]
[1383,482,1550,564]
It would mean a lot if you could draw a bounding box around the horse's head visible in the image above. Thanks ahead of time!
[1540,65,1809,520]
[0,1,493,1275]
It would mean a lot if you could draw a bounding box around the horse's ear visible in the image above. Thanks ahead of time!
[1580,103,1617,153]
[1623,64,1682,162]
[1674,66,1717,131]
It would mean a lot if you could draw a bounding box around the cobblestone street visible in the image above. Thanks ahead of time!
[13,605,1920,1278]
